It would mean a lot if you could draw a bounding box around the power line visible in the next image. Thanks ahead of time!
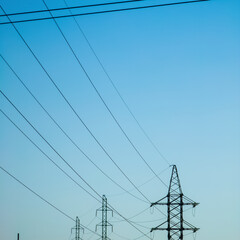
[0,5,160,206]
[112,215,165,224]
[0,53,147,204]
[62,0,170,167]
[1,0,191,226]
[0,109,152,239]
[0,0,147,17]
[0,5,178,232]
[112,206,150,222]
[112,215,152,230]
[0,165,104,238]
[0,0,209,25]
[112,232,133,240]
[41,0,168,188]
[0,90,106,202]
[0,91,169,236]
[126,217,166,224]
[0,5,168,223]
[0,109,100,203]
[128,222,151,230]
[0,165,75,221]
[108,166,170,197]
[0,92,152,239]
[111,205,193,224]
[133,232,151,240]
[0,0,203,236]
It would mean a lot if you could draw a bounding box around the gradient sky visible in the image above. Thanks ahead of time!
[0,0,240,240]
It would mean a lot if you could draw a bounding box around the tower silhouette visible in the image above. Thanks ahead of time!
[72,217,84,240]
[151,165,199,240]
[96,195,113,240]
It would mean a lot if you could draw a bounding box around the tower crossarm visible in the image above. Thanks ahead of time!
[182,195,199,207]
[183,228,199,232]
[96,223,113,231]
[150,196,167,207]
[150,220,168,232]
[151,227,199,231]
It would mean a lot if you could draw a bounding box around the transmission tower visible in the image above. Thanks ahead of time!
[71,216,84,240]
[150,165,199,240]
[96,195,113,240]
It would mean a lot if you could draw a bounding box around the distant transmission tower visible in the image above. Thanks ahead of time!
[96,195,113,240]
[150,165,199,240]
[72,216,84,240]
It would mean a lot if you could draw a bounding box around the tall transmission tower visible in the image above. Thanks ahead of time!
[96,195,113,240]
[150,165,199,240]
[72,216,84,240]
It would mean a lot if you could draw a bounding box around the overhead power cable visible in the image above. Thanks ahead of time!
[0,97,170,233]
[61,0,170,166]
[0,90,107,202]
[1,0,193,225]
[0,0,203,234]
[113,231,150,240]
[134,232,152,240]
[0,165,103,238]
[0,165,75,221]
[0,54,147,204]
[0,109,190,236]
[128,222,151,230]
[0,5,161,205]
[0,0,147,17]
[0,4,169,223]
[112,215,152,229]
[112,213,165,223]
[0,109,151,240]
[0,92,152,240]
[0,108,101,203]
[122,216,166,224]
[0,4,187,230]
[0,0,209,25]
[41,0,168,188]
[108,166,170,197]
[112,232,133,240]
[0,110,153,240]
[114,206,150,222]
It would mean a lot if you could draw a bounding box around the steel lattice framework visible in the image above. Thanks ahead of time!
[71,217,84,240]
[150,165,199,240]
[96,195,113,240]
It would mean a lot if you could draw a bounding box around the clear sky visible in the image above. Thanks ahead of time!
[0,0,239,240]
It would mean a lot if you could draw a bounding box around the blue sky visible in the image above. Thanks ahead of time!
[0,0,240,240]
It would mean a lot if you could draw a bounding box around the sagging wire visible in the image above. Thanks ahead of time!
[108,166,170,198]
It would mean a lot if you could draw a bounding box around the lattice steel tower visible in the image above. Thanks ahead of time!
[96,195,113,240]
[150,165,199,240]
[71,216,84,240]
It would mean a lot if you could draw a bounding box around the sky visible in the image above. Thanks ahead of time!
[0,0,240,240]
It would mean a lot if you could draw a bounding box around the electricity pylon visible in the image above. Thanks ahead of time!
[96,195,113,240]
[71,216,84,240]
[150,165,199,240]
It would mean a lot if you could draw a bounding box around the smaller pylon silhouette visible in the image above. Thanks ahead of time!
[71,216,84,240]
[96,195,113,240]
[150,165,199,240]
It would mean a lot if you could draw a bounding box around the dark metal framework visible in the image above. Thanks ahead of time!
[150,165,199,240]
[96,195,113,240]
[72,216,84,240]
